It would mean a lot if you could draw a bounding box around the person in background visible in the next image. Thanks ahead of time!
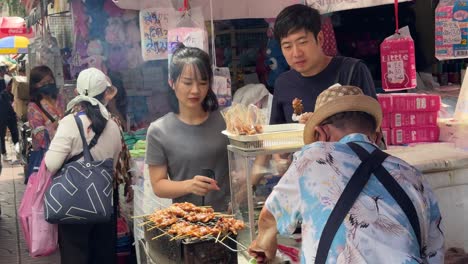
[145,44,230,212]
[249,85,444,264]
[27,66,65,151]
[0,76,19,161]
[45,67,122,264]
[270,4,377,125]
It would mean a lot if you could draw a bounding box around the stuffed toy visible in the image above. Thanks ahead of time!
[125,20,143,69]
[82,39,107,74]
[105,17,126,45]
[103,0,125,17]
[265,38,289,88]
[264,18,289,88]
[71,0,89,39]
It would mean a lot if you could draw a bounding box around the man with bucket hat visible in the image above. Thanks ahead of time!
[249,85,444,264]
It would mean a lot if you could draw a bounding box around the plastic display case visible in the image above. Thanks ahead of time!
[228,145,302,258]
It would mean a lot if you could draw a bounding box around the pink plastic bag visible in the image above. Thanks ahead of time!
[18,160,58,257]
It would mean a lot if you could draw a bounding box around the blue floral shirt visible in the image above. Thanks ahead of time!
[266,133,444,263]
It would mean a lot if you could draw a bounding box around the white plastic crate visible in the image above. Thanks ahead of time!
[222,124,305,151]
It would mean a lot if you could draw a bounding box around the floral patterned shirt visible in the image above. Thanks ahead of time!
[27,95,65,150]
[266,133,444,264]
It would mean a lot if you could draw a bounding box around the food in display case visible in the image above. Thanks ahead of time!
[222,104,266,135]
[227,146,301,260]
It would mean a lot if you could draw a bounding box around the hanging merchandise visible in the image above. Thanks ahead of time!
[435,0,468,60]
[167,1,208,68]
[139,7,172,61]
[213,67,232,107]
[307,0,411,14]
[380,1,416,91]
[321,16,337,56]
[30,18,65,88]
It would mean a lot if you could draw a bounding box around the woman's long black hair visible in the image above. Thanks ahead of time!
[168,43,218,113]
[67,90,108,135]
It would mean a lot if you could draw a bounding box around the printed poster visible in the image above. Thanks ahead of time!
[140,8,172,61]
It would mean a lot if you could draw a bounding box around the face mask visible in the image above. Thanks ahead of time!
[38,83,58,96]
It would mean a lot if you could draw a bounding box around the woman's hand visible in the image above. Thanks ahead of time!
[185,175,220,196]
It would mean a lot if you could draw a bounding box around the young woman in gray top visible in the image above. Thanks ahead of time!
[145,44,230,212]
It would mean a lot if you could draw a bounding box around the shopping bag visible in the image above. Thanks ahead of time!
[19,171,38,248]
[19,160,58,257]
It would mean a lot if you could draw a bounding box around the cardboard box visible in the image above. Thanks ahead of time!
[438,118,468,149]
[382,128,392,145]
[391,126,440,145]
[390,111,438,128]
[435,0,468,60]
[377,94,392,113]
[12,76,29,100]
[381,114,391,128]
[13,98,28,121]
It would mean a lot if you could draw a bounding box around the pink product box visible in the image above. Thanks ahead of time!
[391,126,440,145]
[391,94,441,112]
[381,114,391,128]
[390,111,438,128]
[382,128,392,145]
[377,95,393,113]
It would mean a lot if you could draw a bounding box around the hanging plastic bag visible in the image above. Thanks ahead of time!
[380,0,416,91]
[19,160,58,257]
[213,67,232,107]
[167,1,208,71]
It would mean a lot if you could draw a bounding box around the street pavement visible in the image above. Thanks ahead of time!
[0,145,60,264]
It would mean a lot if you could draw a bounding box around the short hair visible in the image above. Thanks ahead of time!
[320,111,377,133]
[169,44,218,113]
[274,4,322,42]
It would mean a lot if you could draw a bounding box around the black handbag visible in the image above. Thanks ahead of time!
[44,115,114,224]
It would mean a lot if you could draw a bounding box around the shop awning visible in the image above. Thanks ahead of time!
[0,36,29,54]
[0,17,35,39]
[112,0,412,19]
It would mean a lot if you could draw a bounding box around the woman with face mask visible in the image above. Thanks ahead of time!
[44,67,122,264]
[27,66,65,151]
[25,66,65,183]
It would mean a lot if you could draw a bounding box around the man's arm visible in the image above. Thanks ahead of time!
[248,207,278,262]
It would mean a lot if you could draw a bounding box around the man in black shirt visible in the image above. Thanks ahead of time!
[270,4,377,124]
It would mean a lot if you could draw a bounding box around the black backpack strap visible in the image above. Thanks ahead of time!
[348,142,423,254]
[73,115,94,162]
[334,57,359,85]
[35,102,56,123]
[315,143,389,264]
[66,132,101,163]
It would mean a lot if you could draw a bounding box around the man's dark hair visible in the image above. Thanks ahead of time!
[320,111,377,133]
[273,4,322,42]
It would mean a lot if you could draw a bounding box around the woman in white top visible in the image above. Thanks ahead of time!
[45,68,122,264]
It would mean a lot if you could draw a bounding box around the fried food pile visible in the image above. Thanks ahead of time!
[292,98,304,116]
[222,104,266,135]
[146,202,245,240]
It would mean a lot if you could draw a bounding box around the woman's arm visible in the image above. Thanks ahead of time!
[149,164,220,199]
[44,116,73,174]
[27,105,47,150]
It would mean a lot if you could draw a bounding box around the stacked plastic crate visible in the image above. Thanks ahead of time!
[378,94,441,145]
